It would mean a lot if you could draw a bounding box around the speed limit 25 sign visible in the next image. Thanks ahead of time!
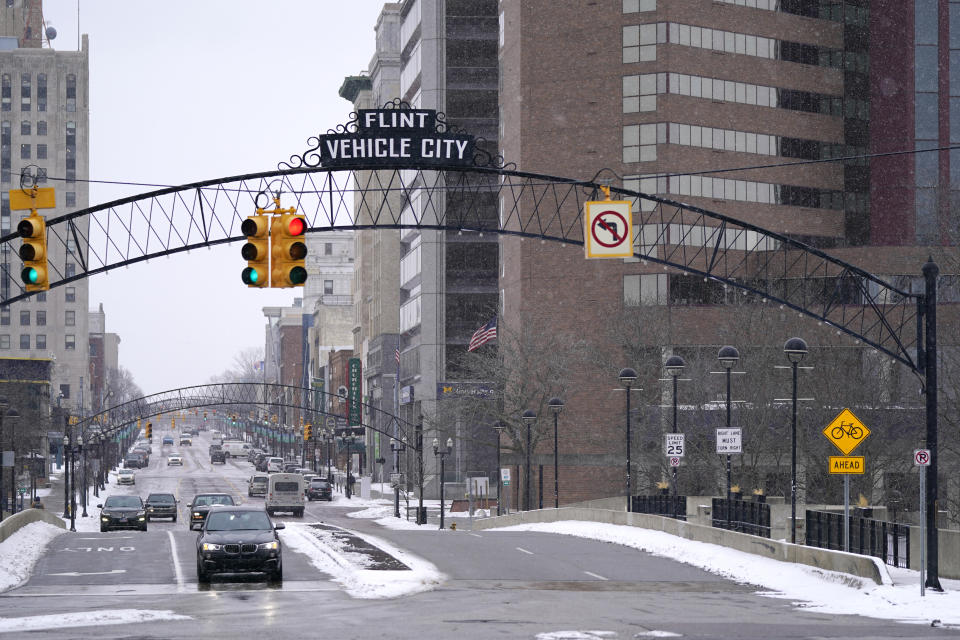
[664,433,685,457]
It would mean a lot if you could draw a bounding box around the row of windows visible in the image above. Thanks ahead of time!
[623,0,847,22]
[0,72,72,112]
[16,120,48,136]
[623,22,843,68]
[0,120,80,185]
[0,333,75,350]
[623,122,838,163]
[0,309,74,326]
[0,287,75,308]
[625,174,844,209]
[623,72,844,116]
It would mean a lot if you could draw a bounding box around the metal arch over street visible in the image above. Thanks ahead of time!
[0,163,924,373]
[75,382,416,445]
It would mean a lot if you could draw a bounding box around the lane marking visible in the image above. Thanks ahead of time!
[469,533,482,538]
[516,547,534,555]
[48,569,126,576]
[75,536,133,540]
[167,530,185,592]
[583,571,609,581]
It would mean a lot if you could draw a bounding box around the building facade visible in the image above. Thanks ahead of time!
[0,0,90,418]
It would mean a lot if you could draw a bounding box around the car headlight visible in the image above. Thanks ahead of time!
[193,512,202,518]
[201,543,222,551]
[258,541,279,551]
[147,507,155,512]
[101,516,109,521]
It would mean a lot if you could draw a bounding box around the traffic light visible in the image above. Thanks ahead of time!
[304,424,312,441]
[145,422,153,440]
[241,214,270,288]
[18,213,48,291]
[270,213,308,288]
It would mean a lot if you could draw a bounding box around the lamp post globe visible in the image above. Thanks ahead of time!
[783,336,807,544]
[548,397,564,509]
[521,410,537,511]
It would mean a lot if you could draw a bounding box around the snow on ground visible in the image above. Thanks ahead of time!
[280,521,444,598]
[494,521,960,627]
[0,609,190,633]
[0,521,65,592]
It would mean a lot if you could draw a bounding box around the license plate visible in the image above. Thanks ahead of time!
[120,517,128,522]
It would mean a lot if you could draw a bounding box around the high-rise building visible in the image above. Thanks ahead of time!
[0,0,90,414]
[498,0,957,503]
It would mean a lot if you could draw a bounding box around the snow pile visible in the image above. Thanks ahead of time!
[495,521,960,626]
[281,522,443,598]
[0,521,65,592]
[0,609,190,633]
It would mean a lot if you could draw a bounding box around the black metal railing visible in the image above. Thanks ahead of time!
[805,509,910,568]
[631,494,687,521]
[711,497,771,538]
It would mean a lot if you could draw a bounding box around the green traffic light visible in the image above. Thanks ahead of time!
[241,266,262,285]
[21,266,38,284]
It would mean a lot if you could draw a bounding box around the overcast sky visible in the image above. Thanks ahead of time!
[40,0,385,396]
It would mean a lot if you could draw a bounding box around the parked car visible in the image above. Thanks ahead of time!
[188,493,236,530]
[283,463,300,473]
[248,448,264,463]
[196,505,283,583]
[98,495,147,532]
[248,474,269,497]
[145,493,178,522]
[123,455,144,469]
[306,478,333,501]
[179,435,193,446]
[162,436,175,446]
[168,454,184,466]
[117,468,136,485]
[210,449,226,464]
[265,473,304,517]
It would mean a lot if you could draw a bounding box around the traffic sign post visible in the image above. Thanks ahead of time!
[664,433,685,457]
[915,449,931,596]
[822,409,870,553]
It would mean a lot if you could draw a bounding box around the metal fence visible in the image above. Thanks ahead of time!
[711,498,771,538]
[805,509,910,568]
[631,494,687,520]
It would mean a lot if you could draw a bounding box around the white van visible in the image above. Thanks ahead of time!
[265,473,305,517]
[266,457,284,473]
[221,440,249,458]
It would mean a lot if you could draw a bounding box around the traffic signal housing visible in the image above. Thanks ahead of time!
[304,424,312,441]
[241,215,270,288]
[271,213,308,288]
[145,422,153,440]
[18,213,48,292]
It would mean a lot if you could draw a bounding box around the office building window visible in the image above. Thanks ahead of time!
[623,73,660,113]
[36,310,45,325]
[19,310,29,325]
[20,120,29,135]
[623,0,655,12]
[324,279,334,295]
[66,121,76,183]
[36,120,46,136]
[1,74,9,111]
[20,144,29,159]
[36,144,46,159]
[65,334,75,350]
[65,310,75,326]
[35,167,46,183]
[623,23,658,63]
[0,308,8,325]
[36,334,45,349]
[623,123,660,163]
[65,287,76,302]
[65,263,76,277]
[19,334,29,349]
[0,334,7,349]
[59,383,69,399]
[37,73,46,112]
[66,74,76,112]
[65,191,76,207]
[324,242,333,255]
[36,291,45,302]
[19,73,29,111]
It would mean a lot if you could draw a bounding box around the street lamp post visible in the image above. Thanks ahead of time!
[78,434,87,518]
[326,431,334,481]
[618,368,638,512]
[493,421,506,515]
[416,417,425,525]
[548,398,564,509]
[664,356,686,508]
[784,337,807,545]
[390,440,405,518]
[344,434,355,499]
[521,410,537,511]
[433,437,453,529]
[718,346,740,529]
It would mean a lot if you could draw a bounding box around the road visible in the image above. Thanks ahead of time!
[1,427,954,639]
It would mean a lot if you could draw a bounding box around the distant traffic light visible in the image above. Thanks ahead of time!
[145,422,153,440]
[18,213,48,292]
[270,213,308,288]
[241,215,270,288]
[304,424,312,441]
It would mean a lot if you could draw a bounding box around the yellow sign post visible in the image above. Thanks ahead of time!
[828,456,865,474]
[822,408,870,455]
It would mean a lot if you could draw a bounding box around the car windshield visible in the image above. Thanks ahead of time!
[119,469,133,474]
[252,477,268,484]
[310,480,329,488]
[147,494,175,504]
[104,496,141,509]
[205,511,272,531]
[194,495,234,506]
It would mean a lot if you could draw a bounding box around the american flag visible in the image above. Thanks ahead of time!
[468,317,498,352]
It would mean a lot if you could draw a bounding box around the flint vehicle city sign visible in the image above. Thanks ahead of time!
[315,108,475,168]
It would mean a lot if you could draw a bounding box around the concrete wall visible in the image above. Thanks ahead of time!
[473,507,887,585]
[0,508,66,544]
[909,525,960,579]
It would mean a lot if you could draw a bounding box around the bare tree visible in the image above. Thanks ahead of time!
[207,347,265,385]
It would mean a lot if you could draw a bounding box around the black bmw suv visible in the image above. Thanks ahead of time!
[145,493,178,522]
[98,495,148,532]
[196,505,284,583]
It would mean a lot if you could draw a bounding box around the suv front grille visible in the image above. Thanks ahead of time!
[241,544,258,553]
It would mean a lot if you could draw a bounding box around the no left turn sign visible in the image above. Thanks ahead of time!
[914,449,931,466]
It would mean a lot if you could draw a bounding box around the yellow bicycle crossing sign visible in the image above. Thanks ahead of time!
[822,408,870,456]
